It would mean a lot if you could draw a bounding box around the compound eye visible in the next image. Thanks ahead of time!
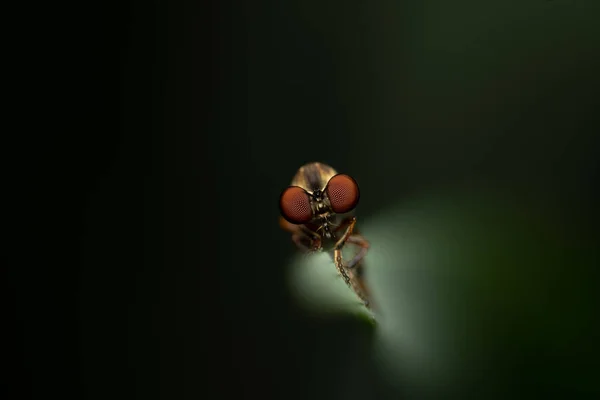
[279,186,313,224]
[325,174,360,214]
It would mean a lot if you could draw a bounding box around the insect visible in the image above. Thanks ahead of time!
[279,162,372,309]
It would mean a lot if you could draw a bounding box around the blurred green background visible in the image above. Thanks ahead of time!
[11,0,600,399]
[215,0,600,398]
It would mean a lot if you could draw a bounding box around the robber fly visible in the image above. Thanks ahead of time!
[279,162,372,309]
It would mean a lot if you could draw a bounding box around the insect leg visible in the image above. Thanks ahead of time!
[291,232,313,252]
[292,229,322,253]
[334,247,371,307]
[330,216,367,268]
[333,248,352,286]
[330,218,372,308]
[333,217,356,251]
[328,216,356,277]
[280,216,321,252]
[344,234,370,269]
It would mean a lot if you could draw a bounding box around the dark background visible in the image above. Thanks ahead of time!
[8,0,599,399]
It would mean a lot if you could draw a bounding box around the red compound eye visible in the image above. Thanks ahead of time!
[325,174,360,214]
[279,186,313,224]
